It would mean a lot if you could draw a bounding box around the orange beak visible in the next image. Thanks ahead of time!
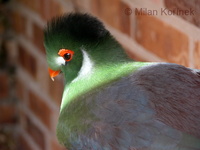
[48,68,61,81]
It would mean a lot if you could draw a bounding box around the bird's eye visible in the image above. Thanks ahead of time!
[58,49,74,62]
[64,53,72,61]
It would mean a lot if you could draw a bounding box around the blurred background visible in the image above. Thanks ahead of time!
[0,0,200,150]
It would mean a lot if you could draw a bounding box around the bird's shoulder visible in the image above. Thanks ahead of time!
[130,63,200,138]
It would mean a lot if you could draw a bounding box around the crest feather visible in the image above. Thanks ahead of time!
[44,13,109,43]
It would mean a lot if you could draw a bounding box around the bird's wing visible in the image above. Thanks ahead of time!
[58,63,200,150]
[134,63,200,138]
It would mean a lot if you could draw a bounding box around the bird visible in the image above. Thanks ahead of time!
[44,13,200,150]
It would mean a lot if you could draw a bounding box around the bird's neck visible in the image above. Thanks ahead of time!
[60,38,148,111]
[60,56,151,111]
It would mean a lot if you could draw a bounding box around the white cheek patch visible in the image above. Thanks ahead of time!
[56,56,65,66]
[79,50,94,77]
[72,49,94,82]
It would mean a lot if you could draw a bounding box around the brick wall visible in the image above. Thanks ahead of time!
[0,0,200,150]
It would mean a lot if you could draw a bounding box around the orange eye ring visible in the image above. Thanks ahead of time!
[58,49,74,62]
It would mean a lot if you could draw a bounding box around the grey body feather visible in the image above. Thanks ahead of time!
[59,63,200,150]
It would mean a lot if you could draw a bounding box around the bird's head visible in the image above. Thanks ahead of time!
[44,13,129,84]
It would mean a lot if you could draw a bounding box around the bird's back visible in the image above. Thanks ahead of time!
[133,63,200,139]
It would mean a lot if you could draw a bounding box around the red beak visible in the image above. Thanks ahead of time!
[48,68,61,81]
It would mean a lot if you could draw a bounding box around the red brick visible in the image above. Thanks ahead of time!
[36,64,50,94]
[58,4,70,15]
[49,77,64,106]
[29,0,41,13]
[49,0,62,18]
[92,0,121,29]
[18,45,37,78]
[0,105,17,124]
[165,0,200,28]
[135,15,189,66]
[33,23,45,54]
[16,78,27,102]
[40,0,50,21]
[17,134,34,150]
[28,91,52,129]
[27,53,37,78]
[25,116,45,150]
[91,0,101,16]
[18,45,27,67]
[41,0,63,21]
[119,1,131,36]
[18,108,26,130]
[194,41,200,69]
[0,73,9,99]
[11,11,26,35]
